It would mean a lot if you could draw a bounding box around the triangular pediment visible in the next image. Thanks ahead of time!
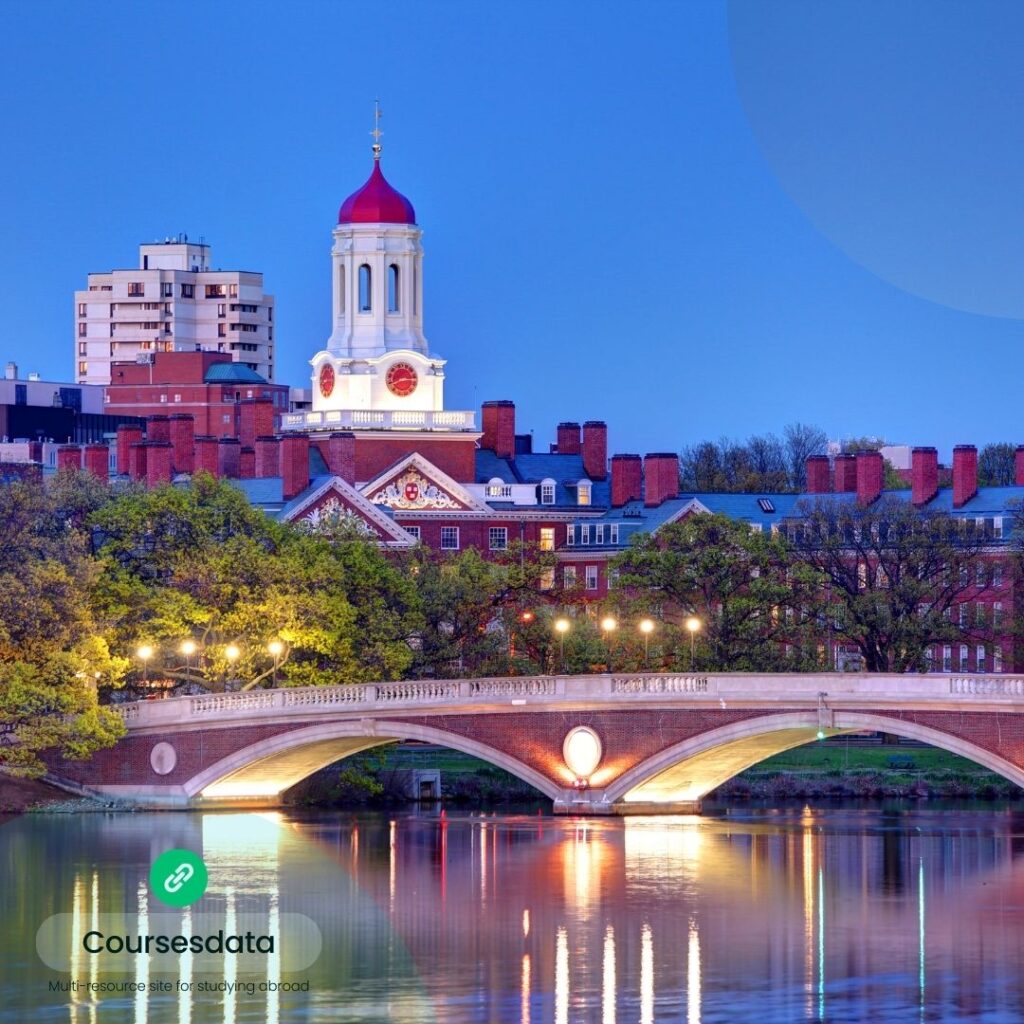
[660,498,712,528]
[280,477,417,545]
[361,453,489,513]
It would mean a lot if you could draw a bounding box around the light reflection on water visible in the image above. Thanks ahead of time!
[3,804,1024,1021]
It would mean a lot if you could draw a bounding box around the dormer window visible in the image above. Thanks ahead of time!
[540,479,555,505]
[577,480,592,506]
[486,477,512,499]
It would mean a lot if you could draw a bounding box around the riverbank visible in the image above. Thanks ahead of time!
[0,775,72,813]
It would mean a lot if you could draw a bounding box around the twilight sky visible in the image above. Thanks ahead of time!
[1,0,1022,459]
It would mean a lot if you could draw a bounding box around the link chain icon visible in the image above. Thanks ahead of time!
[149,848,208,907]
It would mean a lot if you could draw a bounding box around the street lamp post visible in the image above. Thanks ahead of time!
[268,640,284,686]
[224,643,240,690]
[685,616,702,671]
[639,619,654,669]
[554,618,571,673]
[137,644,153,685]
[600,616,617,671]
[180,639,196,684]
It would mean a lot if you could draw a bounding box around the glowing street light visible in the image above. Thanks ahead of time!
[268,639,284,686]
[638,619,655,668]
[225,644,240,662]
[685,616,702,671]
[600,616,618,633]
[137,644,153,684]
[554,617,571,673]
[180,639,197,683]
[600,616,617,672]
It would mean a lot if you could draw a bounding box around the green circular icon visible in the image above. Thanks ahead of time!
[149,848,208,907]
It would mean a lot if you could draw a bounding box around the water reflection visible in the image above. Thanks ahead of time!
[5,805,1024,1022]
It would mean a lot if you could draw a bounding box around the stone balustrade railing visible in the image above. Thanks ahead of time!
[109,672,1024,728]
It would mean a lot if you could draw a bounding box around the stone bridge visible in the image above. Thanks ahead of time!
[47,672,1024,814]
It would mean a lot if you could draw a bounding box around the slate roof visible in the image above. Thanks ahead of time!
[203,363,268,384]
[475,449,611,507]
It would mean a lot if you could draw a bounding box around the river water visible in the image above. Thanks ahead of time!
[3,803,1024,1022]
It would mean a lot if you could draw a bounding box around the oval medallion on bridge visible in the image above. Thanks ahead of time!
[150,741,178,776]
[563,727,602,780]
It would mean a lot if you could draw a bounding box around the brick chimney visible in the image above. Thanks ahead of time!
[855,450,883,505]
[146,414,170,444]
[57,445,81,471]
[281,433,310,501]
[239,398,275,450]
[805,455,830,494]
[255,436,280,478]
[952,444,978,508]
[644,453,680,507]
[169,414,195,474]
[129,442,148,482]
[611,454,643,507]
[217,437,241,478]
[325,432,356,484]
[582,421,608,481]
[911,446,938,506]
[194,436,220,478]
[116,424,143,476]
[239,447,256,479]
[1016,445,1024,486]
[146,442,173,487]
[83,444,109,480]
[557,422,581,455]
[834,453,857,492]
[481,401,516,459]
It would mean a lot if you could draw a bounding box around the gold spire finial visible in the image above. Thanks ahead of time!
[370,99,383,160]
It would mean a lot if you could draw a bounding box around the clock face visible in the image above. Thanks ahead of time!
[319,363,335,399]
[386,361,418,398]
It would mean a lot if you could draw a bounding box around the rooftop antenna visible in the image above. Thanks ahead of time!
[370,99,383,161]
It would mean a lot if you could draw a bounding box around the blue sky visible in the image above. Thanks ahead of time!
[1,0,1022,459]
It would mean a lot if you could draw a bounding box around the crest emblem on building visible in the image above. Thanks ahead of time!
[372,470,461,511]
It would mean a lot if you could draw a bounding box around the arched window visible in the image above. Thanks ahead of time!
[387,264,400,313]
[338,264,345,314]
[540,479,556,505]
[358,264,372,312]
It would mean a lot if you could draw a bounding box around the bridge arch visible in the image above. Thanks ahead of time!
[604,711,1024,810]
[186,720,563,804]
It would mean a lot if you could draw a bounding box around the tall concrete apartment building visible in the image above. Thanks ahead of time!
[74,238,275,385]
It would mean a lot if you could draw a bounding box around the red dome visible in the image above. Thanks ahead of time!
[337,161,416,225]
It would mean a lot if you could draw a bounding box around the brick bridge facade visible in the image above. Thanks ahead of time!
[47,673,1024,814]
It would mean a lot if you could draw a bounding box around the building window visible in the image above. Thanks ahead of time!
[976,602,986,627]
[206,284,226,298]
[539,567,554,591]
[78,342,86,356]
[609,524,619,544]
[994,562,1004,587]
[127,282,144,296]
[994,602,1004,629]
[540,480,556,505]
[77,302,86,316]
[959,603,968,628]
[976,563,987,587]
[566,525,575,546]
[14,384,26,405]
[359,264,372,312]
[959,644,969,671]
[388,264,400,313]
[180,283,194,298]
[580,524,590,544]
[994,646,1003,673]
[563,565,577,588]
[595,524,604,544]
[229,283,238,298]
[218,303,226,318]
[77,322,87,337]
[540,527,555,552]
[942,645,952,672]
[338,266,345,314]
[78,361,87,375]
[218,323,226,337]
[489,527,508,551]
[577,481,592,506]
[585,565,599,590]
[440,527,459,550]
[404,525,420,542]
[977,645,986,672]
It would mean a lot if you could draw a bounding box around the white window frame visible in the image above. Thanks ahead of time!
[405,525,420,542]
[440,527,459,550]
[609,524,619,544]
[580,524,590,545]
[595,524,605,544]
[942,645,952,672]
[566,525,575,547]
[976,644,986,672]
[577,480,591,506]
[563,565,577,588]
[585,565,598,590]
[959,644,969,672]
[540,479,556,505]
[488,527,508,551]
[539,527,555,552]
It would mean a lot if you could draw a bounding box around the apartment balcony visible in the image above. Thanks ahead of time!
[279,409,478,433]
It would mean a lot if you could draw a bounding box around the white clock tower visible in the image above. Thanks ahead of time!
[309,116,447,418]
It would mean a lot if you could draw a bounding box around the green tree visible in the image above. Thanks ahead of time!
[0,474,126,777]
[611,513,821,671]
[788,496,991,672]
